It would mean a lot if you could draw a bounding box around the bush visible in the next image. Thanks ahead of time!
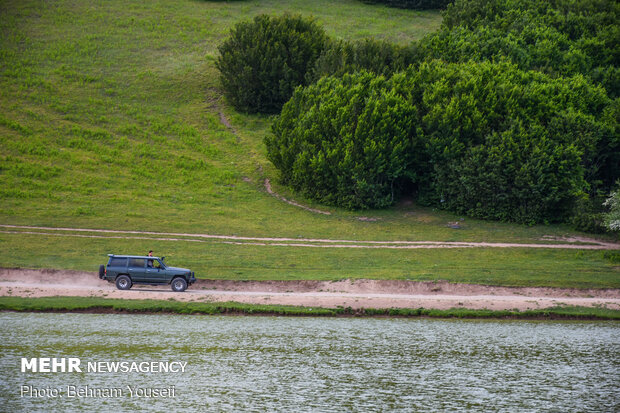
[569,197,607,234]
[431,126,585,223]
[216,14,327,113]
[419,0,620,98]
[392,60,613,223]
[603,251,620,263]
[268,60,615,223]
[267,72,419,209]
[603,183,620,231]
[359,0,452,9]
[307,38,418,83]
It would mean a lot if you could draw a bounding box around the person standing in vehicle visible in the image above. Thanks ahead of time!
[147,250,154,267]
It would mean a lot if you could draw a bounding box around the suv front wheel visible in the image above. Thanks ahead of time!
[171,277,187,292]
[115,275,132,290]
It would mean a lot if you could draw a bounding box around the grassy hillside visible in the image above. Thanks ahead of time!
[0,0,618,287]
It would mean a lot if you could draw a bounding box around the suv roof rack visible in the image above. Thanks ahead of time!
[107,254,162,260]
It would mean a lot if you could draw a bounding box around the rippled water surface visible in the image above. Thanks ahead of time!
[1,313,618,412]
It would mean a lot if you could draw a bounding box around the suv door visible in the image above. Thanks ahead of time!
[145,259,167,283]
[127,258,147,282]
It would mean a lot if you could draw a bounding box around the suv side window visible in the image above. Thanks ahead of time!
[108,257,127,267]
[128,258,146,268]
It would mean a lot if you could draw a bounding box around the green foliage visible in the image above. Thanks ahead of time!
[394,60,613,224]
[603,182,620,231]
[569,197,607,234]
[603,251,620,263]
[216,14,328,113]
[270,59,615,223]
[307,38,419,82]
[405,0,620,224]
[263,0,618,226]
[359,0,452,10]
[267,72,419,209]
[420,0,620,98]
[432,128,585,223]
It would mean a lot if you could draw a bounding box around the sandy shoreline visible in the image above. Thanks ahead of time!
[1,268,619,311]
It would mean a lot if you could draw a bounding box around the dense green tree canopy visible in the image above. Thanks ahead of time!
[248,0,619,227]
[268,61,616,223]
[359,0,452,10]
[419,0,619,97]
[216,14,327,113]
[267,72,419,209]
[308,38,417,83]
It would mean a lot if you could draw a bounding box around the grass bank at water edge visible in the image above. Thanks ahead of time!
[1,296,619,320]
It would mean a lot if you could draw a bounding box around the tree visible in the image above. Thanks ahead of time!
[216,14,327,113]
[603,184,620,231]
[391,60,613,223]
[308,38,417,83]
[359,0,452,9]
[419,0,620,98]
[267,72,420,209]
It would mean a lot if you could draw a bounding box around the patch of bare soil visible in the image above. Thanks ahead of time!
[218,111,241,143]
[1,268,618,311]
[540,235,620,248]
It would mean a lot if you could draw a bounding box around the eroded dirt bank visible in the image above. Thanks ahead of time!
[1,268,619,311]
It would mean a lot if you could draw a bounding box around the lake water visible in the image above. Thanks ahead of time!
[0,313,618,412]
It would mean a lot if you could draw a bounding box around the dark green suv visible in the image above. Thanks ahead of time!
[99,254,196,292]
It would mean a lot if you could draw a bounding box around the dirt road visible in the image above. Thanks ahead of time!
[2,268,619,311]
[1,225,619,250]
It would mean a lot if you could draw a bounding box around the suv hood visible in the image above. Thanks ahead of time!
[166,266,190,273]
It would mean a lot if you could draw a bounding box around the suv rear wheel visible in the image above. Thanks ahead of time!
[171,277,187,292]
[115,275,132,290]
[98,264,105,279]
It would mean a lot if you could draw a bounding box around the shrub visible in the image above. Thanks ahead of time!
[216,14,327,113]
[570,196,607,233]
[269,60,614,223]
[431,125,586,223]
[359,0,452,9]
[419,0,620,98]
[603,183,620,231]
[267,72,419,209]
[410,0,620,212]
[603,251,620,263]
[392,60,613,223]
[307,38,418,83]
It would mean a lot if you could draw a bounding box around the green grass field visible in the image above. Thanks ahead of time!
[0,0,618,288]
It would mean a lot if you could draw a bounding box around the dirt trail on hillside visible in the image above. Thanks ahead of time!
[1,225,619,250]
[264,179,332,215]
[1,268,618,311]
